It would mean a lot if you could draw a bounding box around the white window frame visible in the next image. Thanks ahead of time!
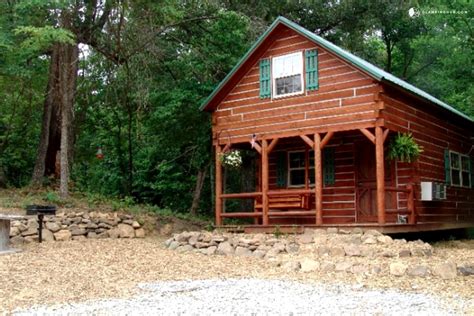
[287,150,314,188]
[449,151,471,188]
[272,51,304,99]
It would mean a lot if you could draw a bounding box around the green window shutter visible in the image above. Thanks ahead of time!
[259,58,271,98]
[276,151,287,188]
[470,157,474,189]
[444,149,451,185]
[323,147,335,186]
[305,49,318,91]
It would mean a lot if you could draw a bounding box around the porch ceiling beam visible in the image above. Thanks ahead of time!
[300,134,314,149]
[383,128,390,143]
[320,132,334,149]
[359,128,375,144]
[267,138,279,154]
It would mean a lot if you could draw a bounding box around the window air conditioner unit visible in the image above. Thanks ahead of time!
[420,182,447,201]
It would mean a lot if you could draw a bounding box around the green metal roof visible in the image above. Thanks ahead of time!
[201,16,473,124]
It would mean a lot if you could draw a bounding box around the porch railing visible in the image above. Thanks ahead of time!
[218,184,416,225]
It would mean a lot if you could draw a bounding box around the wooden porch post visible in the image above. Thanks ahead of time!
[314,133,323,225]
[215,145,223,226]
[375,126,386,225]
[262,139,269,225]
[407,184,416,224]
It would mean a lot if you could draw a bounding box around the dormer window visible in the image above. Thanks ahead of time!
[259,49,318,99]
[272,52,304,98]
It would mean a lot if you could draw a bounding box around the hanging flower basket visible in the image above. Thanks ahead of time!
[219,150,242,168]
[387,132,423,163]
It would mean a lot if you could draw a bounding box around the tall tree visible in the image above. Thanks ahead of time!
[28,1,114,198]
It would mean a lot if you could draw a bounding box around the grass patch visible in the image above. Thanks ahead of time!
[0,188,213,229]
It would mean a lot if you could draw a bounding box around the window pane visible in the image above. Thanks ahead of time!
[273,52,302,77]
[289,152,305,168]
[276,74,302,95]
[461,156,470,171]
[309,169,315,184]
[451,170,461,185]
[450,153,459,169]
[290,170,305,186]
[462,171,470,187]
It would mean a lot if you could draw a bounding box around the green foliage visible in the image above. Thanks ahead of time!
[273,225,282,238]
[0,1,472,220]
[388,133,423,163]
[44,191,60,204]
[15,26,75,53]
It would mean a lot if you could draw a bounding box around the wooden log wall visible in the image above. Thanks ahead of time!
[212,27,381,145]
[382,88,474,223]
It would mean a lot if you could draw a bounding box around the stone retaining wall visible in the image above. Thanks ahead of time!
[9,211,145,244]
[166,228,474,279]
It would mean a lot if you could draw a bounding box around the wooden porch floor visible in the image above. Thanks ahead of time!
[218,222,473,234]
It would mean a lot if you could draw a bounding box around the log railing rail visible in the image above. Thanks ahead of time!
[217,185,415,225]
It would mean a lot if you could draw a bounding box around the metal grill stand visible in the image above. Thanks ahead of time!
[26,205,57,243]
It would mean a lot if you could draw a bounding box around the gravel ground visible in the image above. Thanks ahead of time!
[1,237,473,314]
[13,278,470,315]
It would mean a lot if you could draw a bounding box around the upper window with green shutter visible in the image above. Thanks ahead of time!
[259,58,271,98]
[260,49,319,99]
[305,49,318,90]
[272,52,304,98]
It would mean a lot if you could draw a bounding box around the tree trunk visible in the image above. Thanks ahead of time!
[0,164,6,188]
[384,38,393,73]
[31,41,77,187]
[59,43,78,199]
[31,48,61,185]
[190,166,208,216]
[127,106,133,195]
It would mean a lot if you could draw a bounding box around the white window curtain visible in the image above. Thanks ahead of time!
[272,52,303,78]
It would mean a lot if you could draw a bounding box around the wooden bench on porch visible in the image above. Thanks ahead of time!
[255,189,312,217]
[219,189,313,219]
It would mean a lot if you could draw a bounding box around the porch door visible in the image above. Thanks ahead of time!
[356,141,395,222]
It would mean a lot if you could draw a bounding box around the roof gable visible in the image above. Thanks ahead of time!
[201,16,472,124]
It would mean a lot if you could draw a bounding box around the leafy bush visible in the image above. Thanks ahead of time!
[44,191,60,204]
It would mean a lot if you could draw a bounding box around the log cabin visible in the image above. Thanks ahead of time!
[201,16,474,233]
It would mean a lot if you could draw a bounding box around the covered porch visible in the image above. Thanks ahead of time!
[214,123,416,228]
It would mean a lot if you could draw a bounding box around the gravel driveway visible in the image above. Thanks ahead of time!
[14,278,469,315]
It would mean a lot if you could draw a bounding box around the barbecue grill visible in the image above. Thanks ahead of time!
[26,205,57,243]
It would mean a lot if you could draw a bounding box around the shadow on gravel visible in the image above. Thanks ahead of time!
[390,228,473,243]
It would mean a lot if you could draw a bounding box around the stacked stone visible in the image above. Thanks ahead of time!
[9,211,145,244]
[165,228,473,279]
[165,231,292,258]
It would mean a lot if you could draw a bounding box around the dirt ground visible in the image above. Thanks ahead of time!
[1,237,473,313]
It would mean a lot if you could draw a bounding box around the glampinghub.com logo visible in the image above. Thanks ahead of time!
[408,7,468,17]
